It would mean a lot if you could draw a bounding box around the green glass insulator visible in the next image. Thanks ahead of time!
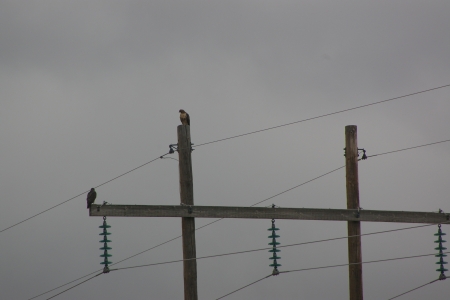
[267,228,280,231]
[269,256,281,260]
[435,246,447,251]
[434,232,447,236]
[100,246,112,250]
[99,232,111,235]
[435,253,448,257]
[435,239,447,243]
[268,241,280,246]
[99,224,111,229]
[436,267,448,272]
[268,249,281,253]
[100,254,112,257]
[270,263,281,267]
[268,234,280,238]
[100,261,112,265]
[99,239,112,243]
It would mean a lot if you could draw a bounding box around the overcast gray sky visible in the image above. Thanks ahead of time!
[1,1,450,299]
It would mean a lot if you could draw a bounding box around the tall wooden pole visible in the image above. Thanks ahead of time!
[345,125,363,300]
[178,125,198,300]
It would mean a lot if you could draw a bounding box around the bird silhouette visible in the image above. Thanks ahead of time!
[86,188,97,209]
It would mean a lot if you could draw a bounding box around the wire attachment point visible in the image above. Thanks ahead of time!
[169,144,178,154]
[358,148,367,160]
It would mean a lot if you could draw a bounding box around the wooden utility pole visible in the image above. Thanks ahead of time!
[178,125,198,300]
[345,125,363,300]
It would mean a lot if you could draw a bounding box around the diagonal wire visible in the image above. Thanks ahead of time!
[103,223,450,272]
[367,139,450,158]
[249,165,345,207]
[27,271,99,300]
[387,278,440,300]
[28,220,447,299]
[26,138,450,298]
[0,153,170,234]
[26,137,450,298]
[26,231,182,300]
[194,84,450,147]
[6,87,450,235]
[26,165,345,299]
[215,274,272,300]
[216,252,449,300]
[279,252,449,274]
[5,86,450,235]
[45,272,103,300]
[27,152,447,299]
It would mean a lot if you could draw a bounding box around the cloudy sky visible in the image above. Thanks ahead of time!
[1,1,450,299]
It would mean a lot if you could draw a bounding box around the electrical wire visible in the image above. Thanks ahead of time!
[5,85,450,236]
[28,221,448,299]
[45,272,103,300]
[387,278,441,300]
[250,165,345,207]
[25,138,450,298]
[102,222,450,272]
[5,86,449,236]
[367,139,450,158]
[26,228,183,300]
[15,84,450,298]
[108,164,346,267]
[26,153,447,299]
[278,252,450,274]
[0,153,170,235]
[27,271,100,300]
[215,275,272,300]
[33,224,450,299]
[217,252,449,300]
[194,84,450,148]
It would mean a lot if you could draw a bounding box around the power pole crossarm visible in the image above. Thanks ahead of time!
[89,205,449,224]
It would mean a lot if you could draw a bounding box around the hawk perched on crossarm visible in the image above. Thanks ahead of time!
[179,109,190,126]
[86,188,97,209]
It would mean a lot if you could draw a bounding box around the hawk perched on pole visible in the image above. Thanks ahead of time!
[86,188,97,209]
[179,109,190,126]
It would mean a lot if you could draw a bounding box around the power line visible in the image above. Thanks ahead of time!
[26,138,450,298]
[34,226,449,300]
[215,275,272,300]
[27,151,447,299]
[194,84,450,147]
[45,272,102,300]
[250,165,345,207]
[5,84,450,235]
[108,164,346,266]
[279,252,449,274]
[217,252,449,300]
[29,221,447,299]
[6,86,449,236]
[28,219,438,300]
[27,271,99,300]
[387,278,441,300]
[367,139,450,158]
[0,153,170,235]
[104,222,450,272]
